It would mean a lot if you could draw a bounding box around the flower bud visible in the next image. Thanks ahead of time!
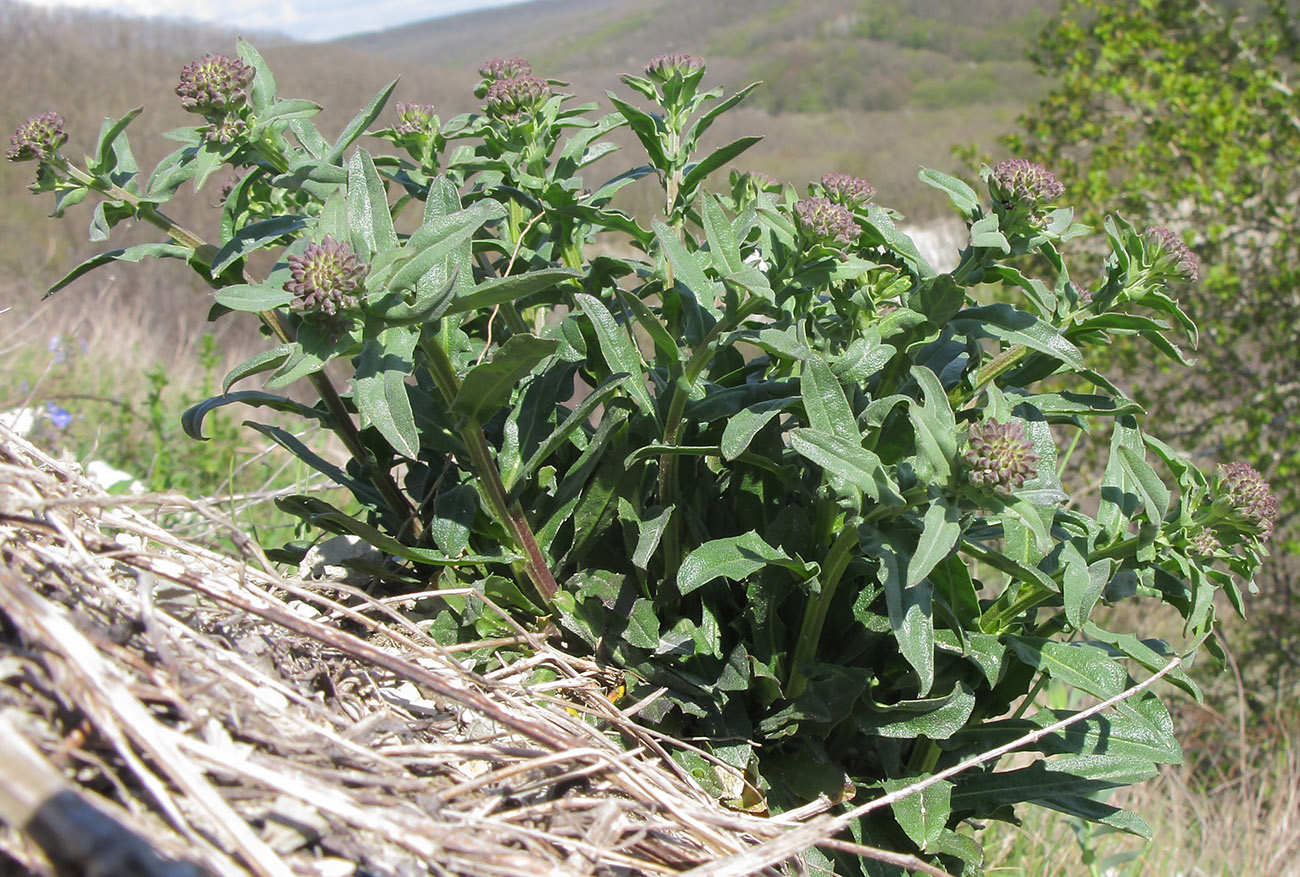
[820,172,875,208]
[1187,527,1221,557]
[644,52,705,82]
[478,57,532,81]
[394,102,436,135]
[176,53,255,117]
[963,418,1040,495]
[1215,461,1278,542]
[795,196,859,245]
[206,115,249,145]
[989,158,1065,210]
[6,112,67,162]
[484,74,551,120]
[1144,225,1199,283]
[287,235,368,318]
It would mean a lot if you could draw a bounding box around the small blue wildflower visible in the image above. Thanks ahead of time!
[45,402,71,430]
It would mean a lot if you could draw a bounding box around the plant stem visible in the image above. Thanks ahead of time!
[786,519,861,699]
[419,332,558,607]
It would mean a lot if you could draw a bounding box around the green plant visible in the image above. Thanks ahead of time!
[7,44,1277,875]
[992,0,1300,712]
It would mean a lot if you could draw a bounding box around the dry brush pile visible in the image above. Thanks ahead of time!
[0,422,845,877]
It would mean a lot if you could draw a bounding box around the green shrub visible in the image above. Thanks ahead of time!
[6,44,1276,875]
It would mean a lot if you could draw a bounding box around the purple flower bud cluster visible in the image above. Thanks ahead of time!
[820,172,875,207]
[1216,461,1278,542]
[394,102,436,135]
[1144,225,1199,283]
[963,418,1040,495]
[287,235,368,318]
[6,112,67,163]
[644,52,705,82]
[989,158,1065,209]
[1187,527,1221,556]
[795,196,859,245]
[478,57,532,81]
[176,53,254,117]
[485,74,551,120]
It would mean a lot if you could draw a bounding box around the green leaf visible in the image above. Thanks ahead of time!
[347,148,398,261]
[652,218,721,305]
[508,372,631,493]
[631,505,674,571]
[249,98,322,137]
[1011,638,1127,700]
[801,356,859,441]
[952,304,1085,370]
[702,193,743,274]
[276,495,518,567]
[677,531,808,595]
[182,390,329,441]
[919,167,980,220]
[453,334,559,424]
[211,215,309,276]
[1117,443,1170,525]
[92,106,142,176]
[237,39,276,115]
[969,213,1010,253]
[909,366,958,482]
[1062,546,1111,630]
[211,283,293,313]
[45,244,191,297]
[887,777,953,852]
[790,428,903,506]
[721,397,795,461]
[328,78,398,165]
[574,293,658,419]
[353,325,419,459]
[624,598,661,650]
[872,529,936,695]
[859,682,974,739]
[385,200,505,294]
[681,136,763,201]
[909,497,961,587]
[605,92,667,168]
[222,344,294,392]
[446,267,580,316]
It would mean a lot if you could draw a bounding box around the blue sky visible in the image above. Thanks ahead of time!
[13,0,537,41]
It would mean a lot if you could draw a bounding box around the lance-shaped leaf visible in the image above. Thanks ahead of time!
[919,167,980,220]
[453,334,559,425]
[790,428,903,506]
[223,344,294,392]
[574,292,657,418]
[887,777,953,853]
[952,303,1085,371]
[702,193,743,274]
[446,267,580,316]
[182,390,330,440]
[328,78,398,165]
[353,325,419,459]
[908,497,961,588]
[677,531,813,595]
[347,148,398,261]
[45,244,192,297]
[653,218,721,304]
[211,215,309,276]
[212,282,293,313]
[276,495,518,567]
[681,136,763,202]
[871,529,936,695]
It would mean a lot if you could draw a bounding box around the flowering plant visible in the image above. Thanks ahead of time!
[8,43,1275,875]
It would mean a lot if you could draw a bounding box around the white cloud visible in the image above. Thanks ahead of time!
[12,0,534,41]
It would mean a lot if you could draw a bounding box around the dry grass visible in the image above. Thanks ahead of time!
[1,423,802,876]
